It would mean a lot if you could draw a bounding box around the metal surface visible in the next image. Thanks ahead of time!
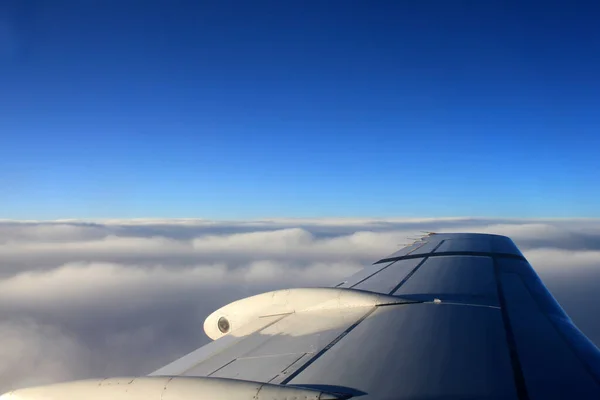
[435,237,492,253]
[377,239,433,260]
[289,303,518,399]
[499,272,600,399]
[170,307,374,381]
[394,255,499,306]
[374,233,525,264]
[497,258,600,382]
[399,237,443,256]
[352,258,422,294]
[209,353,307,381]
[335,261,396,288]
[151,314,285,376]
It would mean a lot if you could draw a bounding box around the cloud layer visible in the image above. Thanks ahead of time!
[1,218,599,392]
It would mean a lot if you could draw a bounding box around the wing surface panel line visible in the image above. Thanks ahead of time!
[420,301,500,309]
[349,260,397,289]
[389,257,428,295]
[389,240,446,295]
[180,314,289,377]
[279,306,379,385]
[207,359,236,377]
[405,240,428,255]
[375,250,526,264]
[515,272,600,388]
[268,353,309,384]
[493,257,530,400]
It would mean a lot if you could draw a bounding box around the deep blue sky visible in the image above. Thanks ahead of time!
[1,1,599,219]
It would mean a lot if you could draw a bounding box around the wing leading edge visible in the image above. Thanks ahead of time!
[4,233,600,400]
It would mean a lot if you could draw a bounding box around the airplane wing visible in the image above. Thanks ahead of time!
[4,233,600,400]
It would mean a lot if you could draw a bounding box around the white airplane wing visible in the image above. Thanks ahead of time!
[4,233,600,399]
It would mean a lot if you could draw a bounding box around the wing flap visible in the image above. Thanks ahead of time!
[150,314,286,377]
[286,303,519,399]
[393,255,499,306]
[344,258,421,293]
[155,306,375,383]
[208,353,308,382]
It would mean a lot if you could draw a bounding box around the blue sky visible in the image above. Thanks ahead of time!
[1,1,599,219]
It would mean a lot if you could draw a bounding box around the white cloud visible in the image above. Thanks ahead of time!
[0,218,599,392]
